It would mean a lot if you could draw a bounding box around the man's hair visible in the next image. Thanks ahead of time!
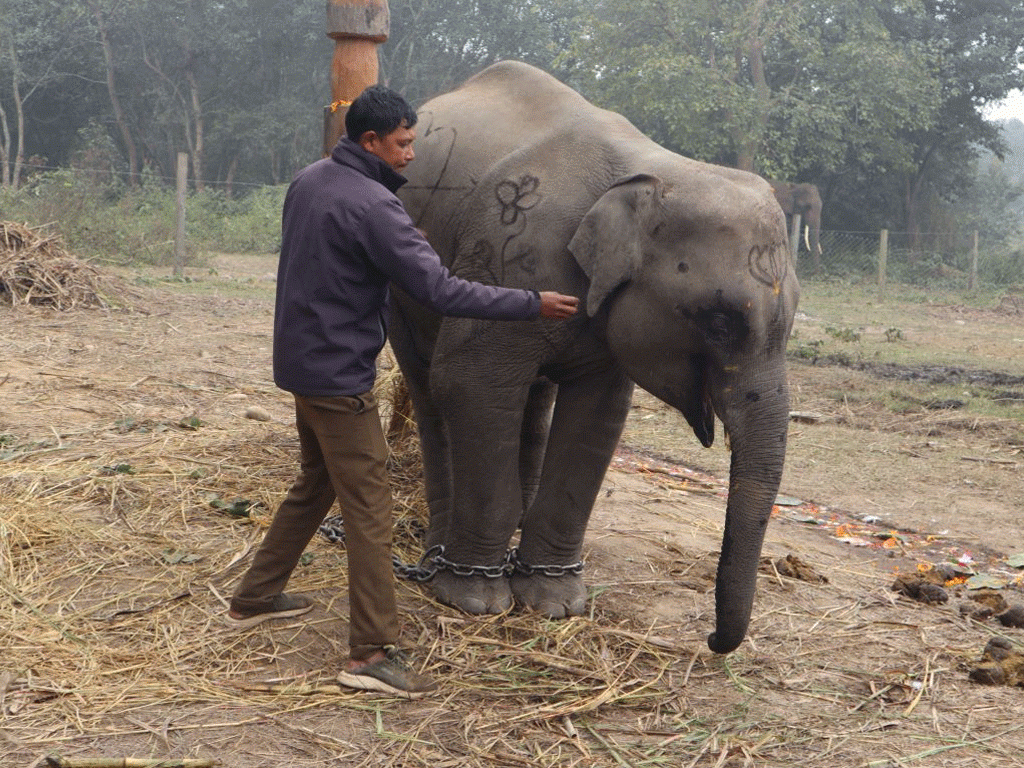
[345,85,418,141]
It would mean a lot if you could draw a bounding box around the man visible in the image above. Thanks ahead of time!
[226,85,578,698]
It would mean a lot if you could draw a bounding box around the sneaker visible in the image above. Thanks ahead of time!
[336,646,438,699]
[224,593,314,629]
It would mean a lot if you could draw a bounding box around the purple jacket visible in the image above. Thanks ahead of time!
[273,137,541,397]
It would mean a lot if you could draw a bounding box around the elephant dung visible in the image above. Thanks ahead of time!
[969,588,1009,614]
[996,605,1024,628]
[969,637,1024,687]
[769,553,828,584]
[891,573,949,605]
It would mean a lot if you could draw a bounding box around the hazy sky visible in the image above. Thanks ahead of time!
[986,89,1024,122]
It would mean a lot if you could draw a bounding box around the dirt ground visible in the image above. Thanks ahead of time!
[2,253,1024,768]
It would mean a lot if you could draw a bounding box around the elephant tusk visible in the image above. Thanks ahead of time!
[803,225,810,251]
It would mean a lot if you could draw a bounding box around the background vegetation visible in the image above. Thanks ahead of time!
[1,0,1023,280]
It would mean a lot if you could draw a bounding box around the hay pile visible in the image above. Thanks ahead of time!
[0,221,131,309]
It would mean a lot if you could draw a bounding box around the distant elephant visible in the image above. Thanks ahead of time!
[392,61,799,654]
[770,181,823,271]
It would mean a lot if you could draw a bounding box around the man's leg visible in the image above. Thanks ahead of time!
[230,395,336,617]
[307,391,400,660]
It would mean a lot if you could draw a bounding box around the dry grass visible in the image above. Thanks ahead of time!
[2,258,1024,767]
[0,221,137,310]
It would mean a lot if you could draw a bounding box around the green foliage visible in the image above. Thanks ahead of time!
[825,326,862,343]
[3,168,284,265]
[5,0,1024,252]
[186,186,286,254]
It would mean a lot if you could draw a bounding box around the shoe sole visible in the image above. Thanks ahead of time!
[223,602,313,630]
[335,669,432,699]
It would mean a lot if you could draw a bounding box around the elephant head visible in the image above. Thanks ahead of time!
[770,181,823,272]
[570,173,798,653]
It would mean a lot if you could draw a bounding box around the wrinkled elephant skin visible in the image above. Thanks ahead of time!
[392,61,800,653]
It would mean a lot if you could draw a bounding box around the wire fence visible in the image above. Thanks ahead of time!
[794,228,1024,297]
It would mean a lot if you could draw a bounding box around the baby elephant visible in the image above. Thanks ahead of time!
[392,61,799,654]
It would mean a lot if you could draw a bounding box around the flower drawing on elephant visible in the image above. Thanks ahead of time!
[748,243,788,296]
[495,175,541,226]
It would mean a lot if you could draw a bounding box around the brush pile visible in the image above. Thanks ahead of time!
[0,221,130,309]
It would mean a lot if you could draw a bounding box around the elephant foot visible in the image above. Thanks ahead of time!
[431,571,513,615]
[511,573,588,619]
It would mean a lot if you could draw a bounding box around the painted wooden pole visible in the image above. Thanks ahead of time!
[323,0,390,155]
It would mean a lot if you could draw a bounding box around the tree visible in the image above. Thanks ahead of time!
[560,0,937,180]
[879,0,1024,250]
[0,0,83,189]
[380,0,583,106]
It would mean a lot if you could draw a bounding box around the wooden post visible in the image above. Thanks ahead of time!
[878,228,888,301]
[174,151,188,278]
[323,0,390,155]
[968,229,978,291]
[789,213,802,270]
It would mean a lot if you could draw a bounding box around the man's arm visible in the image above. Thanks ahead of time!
[368,198,577,321]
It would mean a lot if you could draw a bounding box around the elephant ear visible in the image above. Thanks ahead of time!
[568,174,663,317]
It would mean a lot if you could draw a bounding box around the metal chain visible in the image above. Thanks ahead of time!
[319,522,584,581]
[432,549,513,579]
[318,514,346,544]
[508,547,585,577]
[392,544,445,582]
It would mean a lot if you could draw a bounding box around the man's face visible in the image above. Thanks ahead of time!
[360,122,416,172]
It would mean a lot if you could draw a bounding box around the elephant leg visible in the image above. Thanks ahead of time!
[513,365,634,617]
[519,378,557,518]
[429,360,535,614]
[387,306,452,550]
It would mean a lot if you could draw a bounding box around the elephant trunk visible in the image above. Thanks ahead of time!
[707,373,790,654]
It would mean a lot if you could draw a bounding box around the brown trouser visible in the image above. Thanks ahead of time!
[230,392,398,660]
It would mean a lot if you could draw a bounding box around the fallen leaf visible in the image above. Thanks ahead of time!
[774,495,803,507]
[966,574,1007,590]
[162,548,202,565]
[209,497,259,517]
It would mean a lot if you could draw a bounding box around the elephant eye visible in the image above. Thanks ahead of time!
[691,307,749,350]
[707,313,730,341]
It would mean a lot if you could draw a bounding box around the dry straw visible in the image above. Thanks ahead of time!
[0,221,135,309]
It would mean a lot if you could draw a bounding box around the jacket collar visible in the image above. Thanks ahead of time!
[331,137,407,193]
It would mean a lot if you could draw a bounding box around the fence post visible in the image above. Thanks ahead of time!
[789,212,802,269]
[878,229,888,300]
[174,152,188,278]
[968,229,978,291]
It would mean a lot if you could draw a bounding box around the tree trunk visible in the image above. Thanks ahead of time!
[186,67,204,193]
[0,38,15,188]
[732,2,771,172]
[0,98,10,188]
[224,155,238,199]
[88,0,139,188]
[2,32,25,190]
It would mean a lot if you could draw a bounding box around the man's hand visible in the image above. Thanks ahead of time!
[538,291,580,319]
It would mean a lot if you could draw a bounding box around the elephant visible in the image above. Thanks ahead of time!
[391,61,799,654]
[770,181,823,272]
